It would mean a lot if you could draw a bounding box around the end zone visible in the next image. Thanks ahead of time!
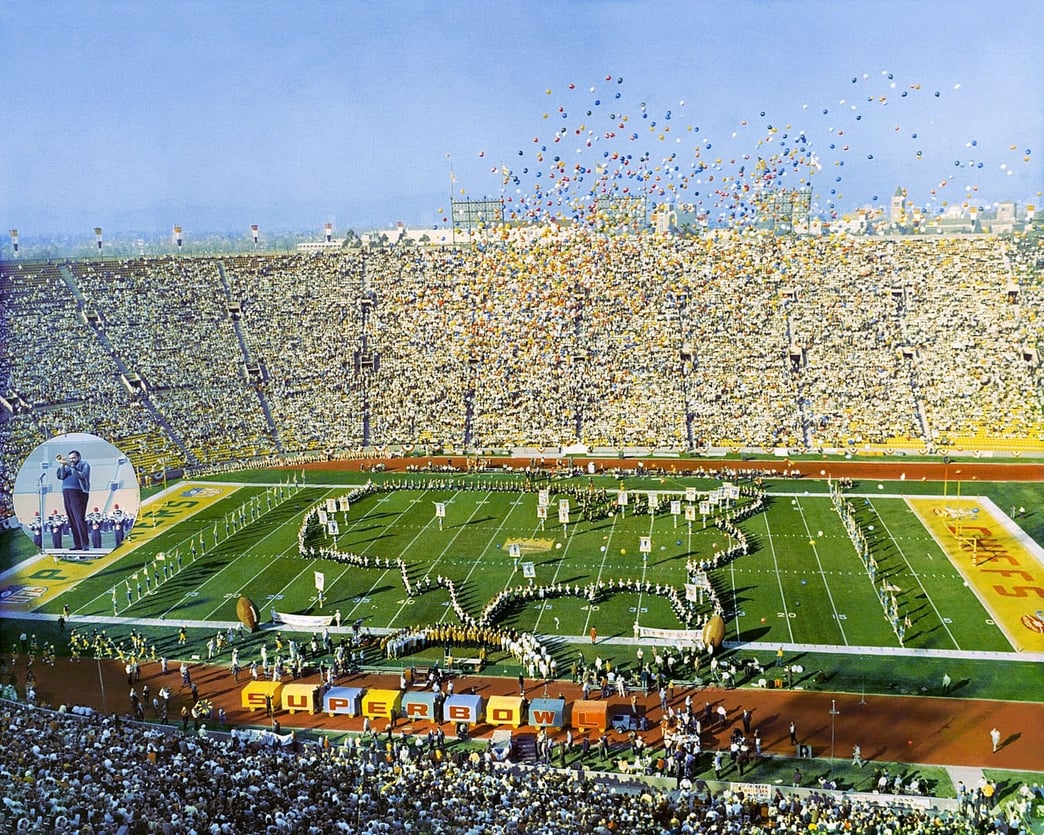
[908,496,1044,652]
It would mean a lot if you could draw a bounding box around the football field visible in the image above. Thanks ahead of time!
[6,468,1037,659]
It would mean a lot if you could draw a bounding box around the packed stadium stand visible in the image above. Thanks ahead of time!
[1,234,1042,514]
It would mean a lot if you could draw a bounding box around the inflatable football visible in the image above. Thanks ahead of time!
[702,614,725,649]
[236,596,260,632]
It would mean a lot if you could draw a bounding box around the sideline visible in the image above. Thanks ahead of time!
[4,609,1042,666]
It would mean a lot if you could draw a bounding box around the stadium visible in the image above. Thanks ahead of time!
[2,2,1044,832]
[1,229,1042,834]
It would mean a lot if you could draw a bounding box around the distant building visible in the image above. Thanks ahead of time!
[890,186,906,225]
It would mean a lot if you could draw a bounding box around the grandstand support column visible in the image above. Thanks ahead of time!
[362,388,371,447]
[462,353,478,451]
[216,261,282,453]
[782,306,813,449]
[461,288,483,451]
[571,283,590,444]
[356,258,376,448]
[676,294,696,451]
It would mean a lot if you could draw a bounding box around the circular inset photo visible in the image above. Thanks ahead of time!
[12,432,140,558]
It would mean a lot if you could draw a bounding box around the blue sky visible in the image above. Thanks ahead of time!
[1,0,1041,235]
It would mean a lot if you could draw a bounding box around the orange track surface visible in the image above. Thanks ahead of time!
[21,656,1044,772]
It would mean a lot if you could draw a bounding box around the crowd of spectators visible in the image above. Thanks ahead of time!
[0,695,1032,834]
[1,233,1041,518]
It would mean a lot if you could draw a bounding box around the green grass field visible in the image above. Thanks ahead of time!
[2,467,1041,701]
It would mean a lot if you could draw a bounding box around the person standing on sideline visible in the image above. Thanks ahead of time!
[56,450,91,550]
[789,721,798,746]
[590,627,597,644]
[990,727,1001,752]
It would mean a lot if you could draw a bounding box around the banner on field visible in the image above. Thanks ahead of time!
[314,571,325,592]
[635,625,704,643]
[271,610,334,629]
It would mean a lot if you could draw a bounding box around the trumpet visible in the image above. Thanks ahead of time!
[55,454,67,465]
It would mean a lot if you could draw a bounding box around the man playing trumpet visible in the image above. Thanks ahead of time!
[56,450,91,550]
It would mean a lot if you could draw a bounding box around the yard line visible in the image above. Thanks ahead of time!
[79,485,249,615]
[438,491,516,625]
[93,482,313,617]
[162,515,305,622]
[250,555,327,624]
[386,490,487,627]
[793,498,849,645]
[344,489,441,625]
[301,488,405,622]
[728,556,741,640]
[760,508,795,643]
[634,515,656,623]
[194,489,343,620]
[874,499,960,649]
[582,511,619,638]
[160,482,333,621]
[532,525,578,634]
[421,490,489,583]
